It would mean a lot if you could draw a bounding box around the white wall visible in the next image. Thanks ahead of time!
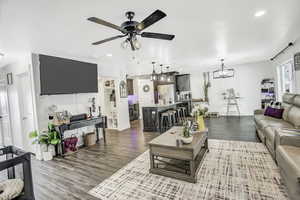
[270,38,300,94]
[189,61,274,115]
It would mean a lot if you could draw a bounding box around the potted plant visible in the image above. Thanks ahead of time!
[29,123,61,161]
[29,130,43,160]
[181,121,193,144]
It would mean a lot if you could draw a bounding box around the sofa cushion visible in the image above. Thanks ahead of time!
[276,145,300,200]
[277,145,300,176]
[287,106,300,128]
[282,102,292,121]
[293,95,300,107]
[275,129,300,148]
[282,93,296,104]
[254,114,293,130]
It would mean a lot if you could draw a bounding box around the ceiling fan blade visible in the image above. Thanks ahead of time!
[92,35,125,45]
[136,10,166,31]
[141,32,175,40]
[88,17,125,33]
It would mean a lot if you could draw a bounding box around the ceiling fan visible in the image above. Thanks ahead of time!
[87,10,175,51]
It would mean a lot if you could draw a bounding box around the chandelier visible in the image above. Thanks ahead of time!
[213,59,235,79]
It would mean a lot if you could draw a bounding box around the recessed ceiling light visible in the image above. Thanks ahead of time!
[106,53,112,57]
[254,10,266,17]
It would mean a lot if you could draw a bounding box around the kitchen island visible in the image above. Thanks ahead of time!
[142,101,191,132]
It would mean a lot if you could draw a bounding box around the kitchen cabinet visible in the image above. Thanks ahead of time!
[175,74,191,92]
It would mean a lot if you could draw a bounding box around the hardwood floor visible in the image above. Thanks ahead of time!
[206,116,259,142]
[31,116,258,200]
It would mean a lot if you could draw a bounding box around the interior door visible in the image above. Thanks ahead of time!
[17,72,35,152]
[0,80,13,146]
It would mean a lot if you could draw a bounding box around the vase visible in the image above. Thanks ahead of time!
[181,136,193,144]
[35,144,43,160]
[48,145,56,156]
[197,115,206,131]
[43,151,53,161]
[40,144,48,152]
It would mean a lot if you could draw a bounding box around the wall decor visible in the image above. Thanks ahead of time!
[7,72,13,85]
[143,84,150,93]
[119,80,127,98]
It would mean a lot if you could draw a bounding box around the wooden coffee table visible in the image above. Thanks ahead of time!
[148,126,208,183]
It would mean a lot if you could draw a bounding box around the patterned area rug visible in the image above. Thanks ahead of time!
[89,140,289,200]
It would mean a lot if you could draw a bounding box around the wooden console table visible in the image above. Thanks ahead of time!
[148,126,208,183]
[55,116,107,157]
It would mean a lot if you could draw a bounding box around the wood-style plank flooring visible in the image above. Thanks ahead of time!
[32,116,258,200]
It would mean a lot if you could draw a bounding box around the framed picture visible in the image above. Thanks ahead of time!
[119,80,127,98]
[7,73,13,85]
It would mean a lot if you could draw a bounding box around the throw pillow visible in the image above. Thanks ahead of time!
[264,106,284,119]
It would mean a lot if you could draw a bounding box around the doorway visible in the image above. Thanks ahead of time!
[17,72,35,152]
[0,79,13,146]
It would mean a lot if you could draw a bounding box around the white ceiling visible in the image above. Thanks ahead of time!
[1,0,300,71]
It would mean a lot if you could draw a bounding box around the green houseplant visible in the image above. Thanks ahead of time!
[29,123,61,161]
[181,121,193,144]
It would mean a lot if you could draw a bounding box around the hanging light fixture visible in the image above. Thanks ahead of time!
[159,64,166,81]
[213,59,235,79]
[150,62,158,81]
[166,66,172,82]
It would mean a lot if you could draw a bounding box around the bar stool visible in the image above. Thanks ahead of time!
[176,108,183,123]
[160,112,170,133]
[168,110,176,126]
[179,107,187,120]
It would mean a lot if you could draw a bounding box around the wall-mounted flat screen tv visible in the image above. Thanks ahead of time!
[39,54,98,95]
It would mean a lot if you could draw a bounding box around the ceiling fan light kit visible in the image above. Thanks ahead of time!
[213,59,235,79]
[88,10,175,51]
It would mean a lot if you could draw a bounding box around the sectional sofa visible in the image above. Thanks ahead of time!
[254,93,300,200]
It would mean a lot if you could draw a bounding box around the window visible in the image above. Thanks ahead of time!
[276,60,295,101]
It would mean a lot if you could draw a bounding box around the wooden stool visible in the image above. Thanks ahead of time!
[168,110,176,126]
[179,107,187,120]
[176,108,183,123]
[160,112,170,133]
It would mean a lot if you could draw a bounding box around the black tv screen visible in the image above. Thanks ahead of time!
[39,54,98,95]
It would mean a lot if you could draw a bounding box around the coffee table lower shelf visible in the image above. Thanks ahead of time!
[149,146,208,183]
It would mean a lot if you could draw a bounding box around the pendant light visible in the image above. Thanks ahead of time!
[159,64,166,81]
[150,62,158,81]
[166,66,172,82]
[213,59,235,79]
